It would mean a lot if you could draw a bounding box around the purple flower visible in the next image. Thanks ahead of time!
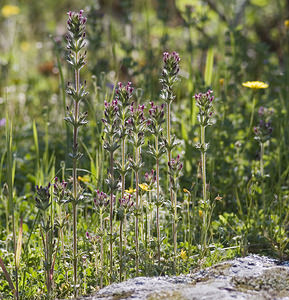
[162,51,180,76]
[94,190,109,207]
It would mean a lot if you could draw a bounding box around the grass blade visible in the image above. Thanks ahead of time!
[0,255,16,295]
[204,48,214,87]
[15,218,23,269]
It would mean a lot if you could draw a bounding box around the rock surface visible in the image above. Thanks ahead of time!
[83,255,289,300]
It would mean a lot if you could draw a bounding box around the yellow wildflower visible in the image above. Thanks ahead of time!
[138,183,152,192]
[180,249,187,260]
[219,78,224,86]
[125,187,136,194]
[20,41,30,52]
[183,188,190,194]
[78,175,90,183]
[242,81,269,90]
[1,5,20,18]
[285,20,289,29]
[198,209,203,218]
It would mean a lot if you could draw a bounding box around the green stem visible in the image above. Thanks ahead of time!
[119,220,123,282]
[145,207,148,275]
[72,63,80,298]
[260,142,265,210]
[121,138,126,198]
[156,137,161,266]
[201,125,207,253]
[109,151,114,283]
[248,93,256,136]
[187,195,191,255]
[173,191,177,273]
[167,102,172,167]
[260,142,264,177]
[12,209,18,300]
[167,101,175,272]
[6,119,18,300]
[100,208,103,288]
[135,146,139,276]
[123,212,127,280]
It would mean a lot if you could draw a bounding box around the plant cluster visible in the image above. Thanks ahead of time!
[1,2,289,300]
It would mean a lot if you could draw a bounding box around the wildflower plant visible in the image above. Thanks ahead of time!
[160,52,180,161]
[35,184,59,299]
[53,177,70,284]
[242,81,269,137]
[254,107,273,146]
[142,170,156,241]
[102,99,120,282]
[53,177,69,205]
[93,190,109,288]
[160,51,180,272]
[117,194,134,281]
[147,102,166,265]
[64,10,88,296]
[168,155,183,267]
[127,102,146,275]
[115,82,134,199]
[194,90,215,254]
[253,106,273,209]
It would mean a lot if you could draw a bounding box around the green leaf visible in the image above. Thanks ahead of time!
[16,218,23,269]
[0,255,15,295]
[6,115,13,214]
[33,120,39,164]
[204,48,214,87]
[181,118,188,142]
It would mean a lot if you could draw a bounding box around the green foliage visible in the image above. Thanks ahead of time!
[0,0,289,299]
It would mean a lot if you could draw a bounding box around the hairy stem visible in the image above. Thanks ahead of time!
[121,138,126,198]
[248,93,256,136]
[155,135,161,266]
[109,151,114,283]
[119,220,123,281]
[260,142,264,177]
[173,191,177,271]
[72,63,80,298]
[260,142,265,210]
[135,146,139,276]
[120,137,125,281]
[167,101,175,272]
[100,208,103,288]
[201,125,207,253]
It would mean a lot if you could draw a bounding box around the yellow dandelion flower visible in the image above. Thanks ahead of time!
[78,175,90,183]
[1,5,20,18]
[242,81,269,90]
[138,183,152,192]
[180,249,187,260]
[219,78,224,86]
[125,187,136,194]
[285,20,289,29]
[198,209,203,218]
[20,41,30,52]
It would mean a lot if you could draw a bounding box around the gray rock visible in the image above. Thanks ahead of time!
[82,255,289,300]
